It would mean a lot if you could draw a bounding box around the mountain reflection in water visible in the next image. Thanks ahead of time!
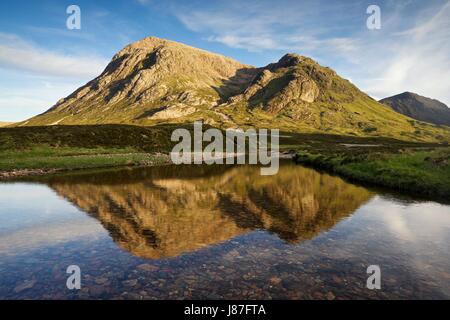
[42,162,374,259]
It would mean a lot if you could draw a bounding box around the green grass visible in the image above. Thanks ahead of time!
[0,123,227,174]
[0,124,179,174]
[0,124,178,152]
[281,132,450,200]
[0,146,169,171]
[293,145,450,200]
[1,123,449,201]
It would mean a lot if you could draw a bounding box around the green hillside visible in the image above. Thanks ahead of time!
[15,37,450,143]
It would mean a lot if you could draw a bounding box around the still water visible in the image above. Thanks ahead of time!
[0,161,449,299]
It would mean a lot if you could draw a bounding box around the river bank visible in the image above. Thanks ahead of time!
[0,150,171,180]
[293,147,450,200]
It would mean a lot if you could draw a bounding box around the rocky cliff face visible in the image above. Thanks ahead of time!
[230,54,321,113]
[380,92,450,126]
[20,37,450,142]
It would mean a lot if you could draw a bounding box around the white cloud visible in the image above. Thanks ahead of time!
[361,1,450,105]
[0,74,85,121]
[0,33,110,120]
[176,0,360,56]
[175,0,450,106]
[207,35,280,51]
[0,33,108,79]
[360,195,450,243]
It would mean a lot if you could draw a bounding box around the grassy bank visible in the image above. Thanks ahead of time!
[2,123,449,200]
[0,146,170,178]
[0,124,179,151]
[0,124,178,178]
[293,145,450,200]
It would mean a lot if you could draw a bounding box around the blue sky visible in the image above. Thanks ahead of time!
[0,0,449,121]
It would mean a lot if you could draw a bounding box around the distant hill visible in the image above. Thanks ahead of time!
[380,92,450,127]
[0,122,14,127]
[18,37,450,142]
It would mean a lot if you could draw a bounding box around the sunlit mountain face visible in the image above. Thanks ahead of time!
[1,0,450,302]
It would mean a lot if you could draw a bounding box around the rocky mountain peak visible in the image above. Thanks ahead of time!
[41,36,257,119]
[21,37,450,143]
[265,53,314,71]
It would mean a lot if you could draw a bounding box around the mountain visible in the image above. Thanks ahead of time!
[20,37,450,142]
[21,37,257,126]
[380,92,450,127]
[0,122,14,127]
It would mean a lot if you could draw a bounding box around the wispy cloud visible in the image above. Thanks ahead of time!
[206,35,279,51]
[0,69,88,121]
[174,0,450,105]
[0,33,109,120]
[0,33,108,78]
[175,0,361,57]
[361,1,450,104]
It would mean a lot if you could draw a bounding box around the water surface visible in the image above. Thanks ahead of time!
[0,161,449,299]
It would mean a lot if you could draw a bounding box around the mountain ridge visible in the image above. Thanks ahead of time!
[380,92,450,127]
[0,122,14,127]
[19,36,450,143]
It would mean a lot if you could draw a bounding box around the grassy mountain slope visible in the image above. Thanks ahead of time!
[21,37,257,127]
[217,54,450,142]
[17,37,450,143]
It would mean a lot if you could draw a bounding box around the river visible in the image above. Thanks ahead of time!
[0,160,449,299]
